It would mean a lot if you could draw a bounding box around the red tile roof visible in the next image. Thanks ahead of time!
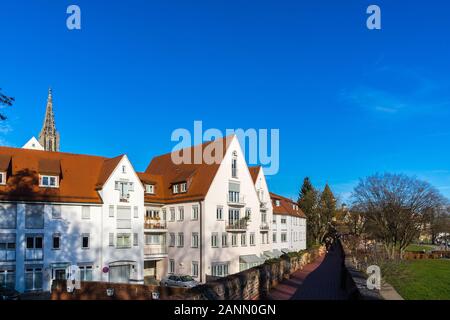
[0,146,124,204]
[141,135,233,204]
[270,192,306,218]
[248,166,261,183]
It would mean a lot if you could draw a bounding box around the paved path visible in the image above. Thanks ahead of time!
[268,242,352,300]
[267,253,325,300]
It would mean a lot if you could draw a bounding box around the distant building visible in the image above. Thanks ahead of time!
[38,88,60,152]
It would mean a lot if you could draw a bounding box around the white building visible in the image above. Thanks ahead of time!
[137,135,272,283]
[0,146,144,293]
[270,192,307,255]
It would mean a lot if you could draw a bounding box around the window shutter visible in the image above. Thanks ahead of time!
[109,205,114,217]
[133,206,138,218]
[229,182,240,192]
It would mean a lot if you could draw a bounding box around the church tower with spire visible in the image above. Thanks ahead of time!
[38,88,60,152]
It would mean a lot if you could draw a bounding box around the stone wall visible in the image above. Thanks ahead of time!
[170,246,325,300]
[403,250,450,260]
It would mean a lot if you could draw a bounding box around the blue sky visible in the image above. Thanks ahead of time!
[1,0,450,202]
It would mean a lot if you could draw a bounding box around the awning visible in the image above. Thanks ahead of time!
[239,254,264,264]
[273,249,283,257]
[263,251,275,259]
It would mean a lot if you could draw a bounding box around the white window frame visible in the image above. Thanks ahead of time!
[191,233,199,248]
[0,172,6,185]
[39,175,59,188]
[173,184,179,194]
[216,206,223,220]
[192,261,199,278]
[191,205,199,220]
[145,184,155,194]
[211,233,218,248]
[180,182,187,193]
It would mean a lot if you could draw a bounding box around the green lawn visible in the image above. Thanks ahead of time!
[383,259,450,300]
[405,244,436,252]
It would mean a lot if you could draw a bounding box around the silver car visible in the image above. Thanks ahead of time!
[160,275,199,288]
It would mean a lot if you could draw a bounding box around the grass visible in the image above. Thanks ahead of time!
[383,259,450,300]
[405,244,436,252]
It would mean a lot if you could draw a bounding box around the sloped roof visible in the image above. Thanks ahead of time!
[270,192,306,218]
[248,166,261,184]
[0,146,123,204]
[96,155,124,189]
[141,135,234,204]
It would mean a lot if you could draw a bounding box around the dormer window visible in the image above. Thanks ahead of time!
[180,182,187,193]
[145,184,155,194]
[0,172,6,185]
[40,175,59,188]
[173,184,179,194]
[275,200,280,207]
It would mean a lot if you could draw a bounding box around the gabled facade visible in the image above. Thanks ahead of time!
[0,147,144,292]
[270,192,307,254]
[138,135,271,283]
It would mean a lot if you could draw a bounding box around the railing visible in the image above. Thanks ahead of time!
[144,245,168,256]
[144,218,167,230]
[0,250,15,261]
[25,249,43,260]
[260,202,268,211]
[260,222,270,230]
[227,194,246,206]
[226,219,248,231]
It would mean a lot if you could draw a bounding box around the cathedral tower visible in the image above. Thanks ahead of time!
[38,88,60,152]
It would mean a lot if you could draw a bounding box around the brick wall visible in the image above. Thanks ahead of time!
[170,246,325,300]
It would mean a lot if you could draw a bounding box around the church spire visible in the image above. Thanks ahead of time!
[38,87,60,151]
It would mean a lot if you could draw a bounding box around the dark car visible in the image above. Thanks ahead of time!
[0,287,20,300]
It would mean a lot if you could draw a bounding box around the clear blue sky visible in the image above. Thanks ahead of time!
[1,0,450,202]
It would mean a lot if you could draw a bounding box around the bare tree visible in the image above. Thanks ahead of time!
[351,173,447,259]
[0,88,14,120]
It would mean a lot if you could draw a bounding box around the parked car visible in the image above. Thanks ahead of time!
[0,287,20,300]
[160,275,199,288]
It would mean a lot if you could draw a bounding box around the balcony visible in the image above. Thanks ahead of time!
[144,245,168,258]
[226,219,248,232]
[260,201,268,211]
[25,249,43,261]
[260,222,270,231]
[227,194,246,207]
[144,218,167,231]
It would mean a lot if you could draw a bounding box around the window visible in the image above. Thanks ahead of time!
[109,233,114,246]
[245,208,251,221]
[79,265,93,281]
[211,263,229,277]
[115,181,133,201]
[0,233,16,261]
[177,233,184,247]
[216,206,223,220]
[25,205,44,229]
[0,172,6,185]
[25,267,43,291]
[191,233,199,248]
[133,233,138,246]
[116,233,131,248]
[221,233,228,247]
[145,234,163,245]
[272,217,276,224]
[281,218,287,224]
[169,233,175,247]
[192,261,199,278]
[231,234,237,247]
[173,184,179,194]
[261,213,267,223]
[191,205,199,220]
[25,235,43,260]
[250,233,255,246]
[52,206,61,219]
[169,259,175,274]
[122,165,126,173]
[82,206,90,220]
[39,175,59,188]
[211,233,218,248]
[162,209,167,221]
[275,200,280,207]
[231,154,238,178]
[281,232,287,243]
[0,267,15,289]
[52,233,60,250]
[133,206,139,218]
[261,233,268,244]
[145,184,155,194]
[273,233,277,243]
[169,208,175,221]
[180,182,187,193]
[0,204,17,229]
[117,207,131,229]
[109,205,114,217]
[177,207,184,221]
[82,234,90,249]
[241,233,246,246]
